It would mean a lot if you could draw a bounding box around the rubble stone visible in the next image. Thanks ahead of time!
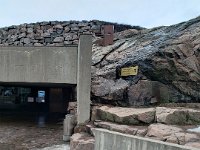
[70,133,95,150]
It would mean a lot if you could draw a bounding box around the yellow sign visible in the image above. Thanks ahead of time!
[121,66,138,76]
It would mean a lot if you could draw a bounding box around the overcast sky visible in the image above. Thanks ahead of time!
[0,0,200,28]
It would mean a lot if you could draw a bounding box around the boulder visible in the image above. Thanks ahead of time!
[146,123,183,141]
[156,107,200,125]
[70,133,95,150]
[146,123,200,145]
[97,106,155,125]
[175,133,200,145]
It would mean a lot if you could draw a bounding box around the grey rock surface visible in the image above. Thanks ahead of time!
[91,16,200,106]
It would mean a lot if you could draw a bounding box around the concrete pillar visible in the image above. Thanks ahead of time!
[63,114,76,141]
[77,34,92,124]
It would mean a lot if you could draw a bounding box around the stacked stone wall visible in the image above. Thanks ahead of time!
[0,21,98,46]
[0,20,141,47]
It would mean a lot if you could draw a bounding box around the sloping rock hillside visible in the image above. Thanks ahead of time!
[0,17,199,106]
[92,16,200,106]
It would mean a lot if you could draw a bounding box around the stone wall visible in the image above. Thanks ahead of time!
[0,20,141,47]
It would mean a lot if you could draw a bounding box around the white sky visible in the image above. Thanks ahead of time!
[0,0,200,28]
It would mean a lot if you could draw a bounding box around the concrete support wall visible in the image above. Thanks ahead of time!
[77,35,92,124]
[93,129,198,150]
[0,46,77,84]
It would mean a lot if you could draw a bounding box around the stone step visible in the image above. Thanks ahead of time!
[96,106,156,125]
[94,120,200,149]
[94,105,200,125]
[94,120,147,137]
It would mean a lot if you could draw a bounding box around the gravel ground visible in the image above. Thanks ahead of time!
[0,111,69,150]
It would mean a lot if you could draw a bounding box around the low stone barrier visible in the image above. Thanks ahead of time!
[92,128,199,150]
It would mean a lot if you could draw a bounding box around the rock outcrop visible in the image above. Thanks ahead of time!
[92,16,200,106]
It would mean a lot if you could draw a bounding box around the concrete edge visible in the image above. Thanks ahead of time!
[92,128,199,150]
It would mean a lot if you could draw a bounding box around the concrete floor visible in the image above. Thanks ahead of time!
[35,144,70,150]
[0,111,67,150]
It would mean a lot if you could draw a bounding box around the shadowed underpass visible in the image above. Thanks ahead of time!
[0,84,73,150]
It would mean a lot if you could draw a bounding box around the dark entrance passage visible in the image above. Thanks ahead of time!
[0,83,75,125]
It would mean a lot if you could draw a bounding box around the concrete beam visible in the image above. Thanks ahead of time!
[92,128,199,150]
[0,46,78,84]
[77,34,92,124]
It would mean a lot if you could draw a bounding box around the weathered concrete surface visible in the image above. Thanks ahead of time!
[77,35,92,124]
[0,46,77,84]
[93,128,199,150]
[63,114,76,141]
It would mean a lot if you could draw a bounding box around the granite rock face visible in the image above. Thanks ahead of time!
[91,16,200,106]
